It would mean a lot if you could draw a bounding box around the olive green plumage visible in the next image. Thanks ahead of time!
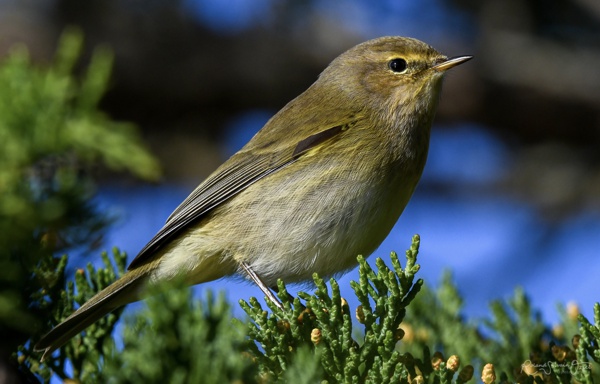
[35,36,471,360]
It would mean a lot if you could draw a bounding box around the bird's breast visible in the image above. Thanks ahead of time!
[217,147,423,285]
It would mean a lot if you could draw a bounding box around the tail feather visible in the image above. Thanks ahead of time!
[34,269,148,361]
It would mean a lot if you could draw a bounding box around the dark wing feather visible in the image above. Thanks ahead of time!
[127,124,349,270]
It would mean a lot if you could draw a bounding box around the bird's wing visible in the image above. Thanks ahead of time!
[127,122,352,270]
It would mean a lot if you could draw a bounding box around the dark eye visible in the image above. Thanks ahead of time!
[388,58,407,73]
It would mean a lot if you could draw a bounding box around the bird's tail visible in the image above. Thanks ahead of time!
[34,268,149,361]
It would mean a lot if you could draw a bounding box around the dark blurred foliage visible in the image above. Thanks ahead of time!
[449,0,600,220]
[454,0,600,141]
[0,0,598,215]
[0,30,159,382]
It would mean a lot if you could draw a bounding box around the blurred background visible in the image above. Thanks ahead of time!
[2,0,599,326]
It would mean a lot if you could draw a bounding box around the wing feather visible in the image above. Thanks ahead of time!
[127,123,351,270]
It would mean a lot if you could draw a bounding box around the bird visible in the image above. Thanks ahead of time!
[35,36,471,361]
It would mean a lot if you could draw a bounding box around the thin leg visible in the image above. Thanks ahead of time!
[241,262,284,310]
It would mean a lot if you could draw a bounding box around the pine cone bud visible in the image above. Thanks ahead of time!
[431,351,444,370]
[311,328,322,345]
[481,363,496,384]
[447,355,460,372]
[458,365,474,382]
[355,305,365,324]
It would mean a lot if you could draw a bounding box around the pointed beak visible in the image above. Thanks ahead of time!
[433,55,473,72]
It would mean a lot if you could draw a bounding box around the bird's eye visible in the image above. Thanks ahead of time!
[388,58,407,73]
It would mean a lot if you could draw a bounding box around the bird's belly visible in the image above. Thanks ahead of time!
[219,163,418,286]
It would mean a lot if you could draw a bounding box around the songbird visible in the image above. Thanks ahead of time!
[35,36,471,360]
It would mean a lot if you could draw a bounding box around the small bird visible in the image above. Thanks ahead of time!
[35,36,471,360]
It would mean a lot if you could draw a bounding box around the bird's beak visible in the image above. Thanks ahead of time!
[433,55,473,72]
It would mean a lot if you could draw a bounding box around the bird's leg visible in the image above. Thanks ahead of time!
[240,261,284,310]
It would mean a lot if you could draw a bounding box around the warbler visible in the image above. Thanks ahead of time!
[35,36,471,360]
